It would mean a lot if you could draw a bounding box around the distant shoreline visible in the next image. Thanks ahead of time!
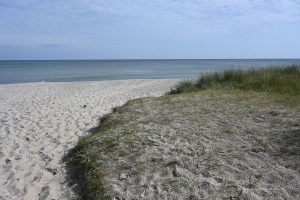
[0,77,187,86]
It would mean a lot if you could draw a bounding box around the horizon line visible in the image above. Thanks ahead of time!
[1,58,300,61]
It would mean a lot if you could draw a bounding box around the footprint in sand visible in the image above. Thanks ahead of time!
[39,186,50,200]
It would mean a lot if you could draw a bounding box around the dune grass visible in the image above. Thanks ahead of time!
[65,65,300,199]
[169,65,300,95]
[66,91,300,199]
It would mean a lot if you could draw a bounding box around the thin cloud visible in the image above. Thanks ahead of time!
[1,0,300,32]
[0,0,299,59]
[81,0,300,25]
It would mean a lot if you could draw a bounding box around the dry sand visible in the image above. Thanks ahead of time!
[0,79,180,200]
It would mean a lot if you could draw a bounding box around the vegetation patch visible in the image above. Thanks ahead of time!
[169,65,300,95]
[66,66,300,200]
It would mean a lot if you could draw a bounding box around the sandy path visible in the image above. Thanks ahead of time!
[0,79,179,200]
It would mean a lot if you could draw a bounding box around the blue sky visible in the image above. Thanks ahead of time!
[0,0,300,59]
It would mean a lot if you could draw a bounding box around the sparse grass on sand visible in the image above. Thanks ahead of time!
[65,65,300,200]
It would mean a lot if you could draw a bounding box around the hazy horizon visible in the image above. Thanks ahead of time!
[1,58,300,61]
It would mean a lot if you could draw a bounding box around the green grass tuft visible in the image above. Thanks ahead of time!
[65,141,110,200]
[169,80,199,94]
[169,65,300,95]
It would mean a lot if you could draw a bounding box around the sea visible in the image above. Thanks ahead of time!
[0,59,299,84]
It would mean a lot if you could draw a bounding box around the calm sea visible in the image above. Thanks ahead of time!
[0,59,299,84]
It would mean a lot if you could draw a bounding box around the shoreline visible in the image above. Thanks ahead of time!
[0,79,180,200]
[0,77,184,86]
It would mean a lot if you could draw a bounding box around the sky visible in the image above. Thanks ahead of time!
[0,0,300,59]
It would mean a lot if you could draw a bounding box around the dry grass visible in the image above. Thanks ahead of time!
[65,90,300,199]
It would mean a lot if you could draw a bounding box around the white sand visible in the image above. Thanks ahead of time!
[0,79,180,200]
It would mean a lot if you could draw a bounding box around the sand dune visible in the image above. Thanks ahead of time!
[0,79,179,200]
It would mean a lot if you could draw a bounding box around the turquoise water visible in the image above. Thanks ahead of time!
[0,59,299,84]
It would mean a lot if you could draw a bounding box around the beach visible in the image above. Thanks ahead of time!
[0,79,180,200]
